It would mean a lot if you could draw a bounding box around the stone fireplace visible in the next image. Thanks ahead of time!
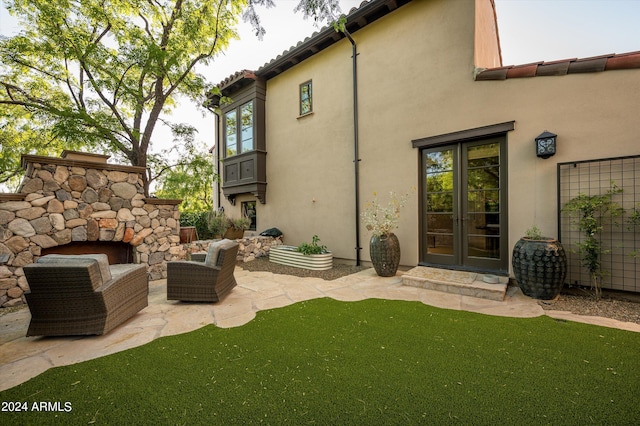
[0,151,182,308]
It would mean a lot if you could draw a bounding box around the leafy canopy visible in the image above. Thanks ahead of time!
[0,0,344,194]
[1,0,245,192]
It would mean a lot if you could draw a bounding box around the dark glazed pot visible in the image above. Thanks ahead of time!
[512,238,567,300]
[370,233,401,277]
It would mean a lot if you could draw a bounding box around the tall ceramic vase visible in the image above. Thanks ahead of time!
[512,237,567,300]
[370,233,401,277]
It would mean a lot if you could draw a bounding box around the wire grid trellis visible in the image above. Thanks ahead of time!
[558,155,640,293]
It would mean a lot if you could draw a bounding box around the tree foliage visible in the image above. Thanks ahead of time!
[0,105,87,189]
[1,0,244,194]
[0,0,343,194]
[154,140,215,213]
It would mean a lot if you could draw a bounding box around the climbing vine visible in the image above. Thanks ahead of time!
[561,185,624,299]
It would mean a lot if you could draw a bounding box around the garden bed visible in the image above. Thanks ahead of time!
[269,245,333,271]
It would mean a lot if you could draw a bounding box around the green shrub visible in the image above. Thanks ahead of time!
[180,211,216,240]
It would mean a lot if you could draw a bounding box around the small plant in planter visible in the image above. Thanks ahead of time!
[207,210,229,239]
[231,216,251,230]
[296,235,328,255]
[224,216,251,239]
[269,235,332,270]
[512,225,567,300]
[524,225,544,240]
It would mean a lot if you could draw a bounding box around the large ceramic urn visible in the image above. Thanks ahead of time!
[370,233,401,277]
[512,237,567,300]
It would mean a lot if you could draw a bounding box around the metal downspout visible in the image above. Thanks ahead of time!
[204,101,222,210]
[344,29,361,266]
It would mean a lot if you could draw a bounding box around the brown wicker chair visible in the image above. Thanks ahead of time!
[23,255,148,337]
[167,240,239,302]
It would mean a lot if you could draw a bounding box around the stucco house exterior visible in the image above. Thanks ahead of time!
[210,0,640,292]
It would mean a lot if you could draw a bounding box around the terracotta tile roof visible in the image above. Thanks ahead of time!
[475,51,640,80]
[217,70,258,87]
[207,70,259,106]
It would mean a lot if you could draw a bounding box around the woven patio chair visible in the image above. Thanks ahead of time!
[167,239,239,302]
[23,254,148,337]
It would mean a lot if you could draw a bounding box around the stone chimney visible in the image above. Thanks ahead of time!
[0,152,182,308]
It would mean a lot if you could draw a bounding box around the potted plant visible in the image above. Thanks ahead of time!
[269,235,333,270]
[224,216,251,240]
[361,190,410,277]
[207,210,229,239]
[178,212,200,243]
[511,225,567,300]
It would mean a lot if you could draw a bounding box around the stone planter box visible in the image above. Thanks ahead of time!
[269,245,332,271]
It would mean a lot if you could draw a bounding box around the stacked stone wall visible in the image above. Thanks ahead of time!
[0,154,181,308]
[174,235,284,262]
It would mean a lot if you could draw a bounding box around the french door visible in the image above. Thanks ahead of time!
[421,137,508,273]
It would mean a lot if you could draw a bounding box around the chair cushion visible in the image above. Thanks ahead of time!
[37,254,113,284]
[204,239,235,266]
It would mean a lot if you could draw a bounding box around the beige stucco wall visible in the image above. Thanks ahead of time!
[257,34,356,258]
[221,0,640,274]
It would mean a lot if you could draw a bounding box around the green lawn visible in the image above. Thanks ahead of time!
[2,298,639,425]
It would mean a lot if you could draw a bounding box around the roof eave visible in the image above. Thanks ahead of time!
[255,0,413,80]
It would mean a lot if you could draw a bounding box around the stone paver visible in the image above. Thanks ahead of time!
[1,266,639,392]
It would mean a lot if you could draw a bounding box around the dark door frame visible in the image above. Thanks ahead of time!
[412,121,514,275]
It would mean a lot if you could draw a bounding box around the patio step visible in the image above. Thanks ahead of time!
[401,266,508,301]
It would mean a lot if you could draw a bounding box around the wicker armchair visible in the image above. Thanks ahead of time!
[23,254,148,337]
[167,240,239,302]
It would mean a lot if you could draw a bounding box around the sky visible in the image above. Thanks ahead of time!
[1,0,640,157]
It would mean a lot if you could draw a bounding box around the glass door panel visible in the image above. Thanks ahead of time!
[463,141,504,269]
[424,148,457,264]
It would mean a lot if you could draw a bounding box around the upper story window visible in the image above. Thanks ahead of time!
[224,101,254,157]
[240,102,254,153]
[300,80,312,116]
[225,110,237,157]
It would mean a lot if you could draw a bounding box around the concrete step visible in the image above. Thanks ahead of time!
[401,266,508,301]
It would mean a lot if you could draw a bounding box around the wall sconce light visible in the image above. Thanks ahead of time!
[535,130,557,159]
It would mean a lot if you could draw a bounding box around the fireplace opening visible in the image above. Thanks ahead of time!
[41,242,134,265]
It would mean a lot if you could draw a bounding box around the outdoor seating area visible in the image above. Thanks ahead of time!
[17,238,242,339]
[22,254,148,337]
